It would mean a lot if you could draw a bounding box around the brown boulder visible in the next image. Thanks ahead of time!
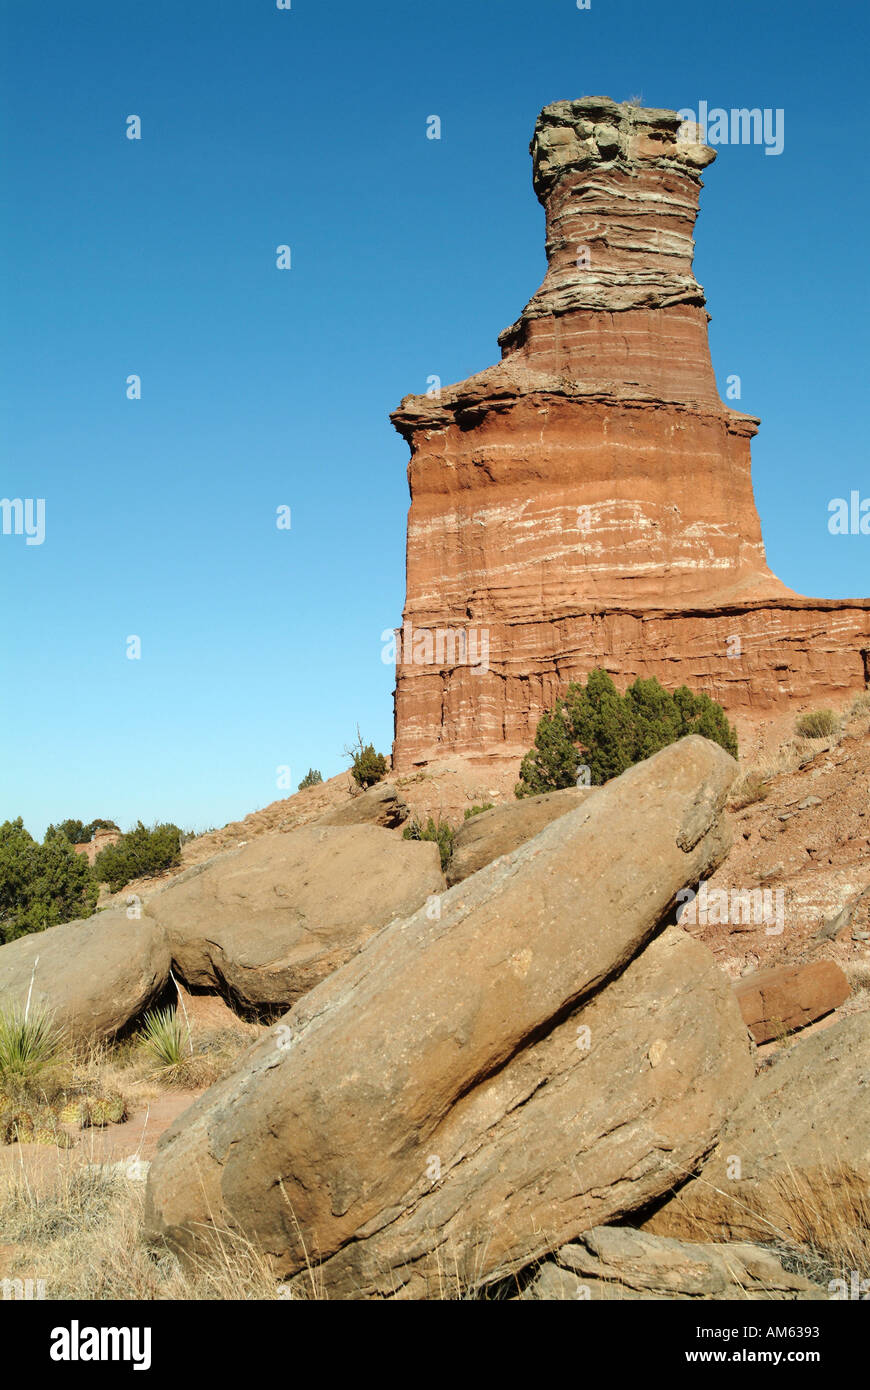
[145,737,750,1296]
[446,786,595,885]
[734,959,849,1043]
[644,1013,870,1253]
[317,782,409,829]
[146,825,443,1013]
[0,910,170,1043]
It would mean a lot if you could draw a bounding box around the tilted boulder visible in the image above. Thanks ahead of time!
[146,825,443,1013]
[733,959,849,1044]
[446,786,595,885]
[145,737,752,1296]
[521,1226,823,1300]
[0,910,170,1043]
[644,1013,870,1251]
[316,782,409,829]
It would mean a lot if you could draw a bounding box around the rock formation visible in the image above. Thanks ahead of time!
[145,825,443,1015]
[644,1012,870,1251]
[0,910,170,1043]
[145,738,753,1298]
[521,1226,824,1301]
[733,959,849,1044]
[446,785,594,885]
[391,96,870,770]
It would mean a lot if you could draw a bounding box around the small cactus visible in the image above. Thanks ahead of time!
[58,1097,89,1127]
[85,1093,127,1127]
[32,1124,74,1149]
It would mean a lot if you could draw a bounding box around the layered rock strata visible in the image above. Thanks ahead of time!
[391,96,870,768]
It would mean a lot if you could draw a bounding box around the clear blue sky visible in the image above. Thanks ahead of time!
[1,0,868,838]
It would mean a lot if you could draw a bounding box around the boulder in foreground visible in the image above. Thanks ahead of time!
[645,1013,870,1253]
[146,824,443,1013]
[145,737,751,1296]
[0,910,170,1043]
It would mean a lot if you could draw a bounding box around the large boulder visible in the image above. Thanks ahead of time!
[145,737,752,1296]
[317,782,409,829]
[644,1013,870,1252]
[0,910,170,1043]
[521,1226,823,1300]
[733,959,849,1044]
[146,825,443,1013]
[446,787,595,885]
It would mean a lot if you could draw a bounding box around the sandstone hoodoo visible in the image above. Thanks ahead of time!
[391,96,870,770]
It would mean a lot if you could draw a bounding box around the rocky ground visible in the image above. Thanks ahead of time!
[1,704,868,1300]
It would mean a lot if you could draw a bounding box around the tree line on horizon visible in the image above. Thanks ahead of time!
[0,818,185,944]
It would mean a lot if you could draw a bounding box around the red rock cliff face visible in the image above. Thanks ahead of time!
[391,96,870,769]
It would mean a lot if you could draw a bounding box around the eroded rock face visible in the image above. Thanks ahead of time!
[391,96,870,769]
[644,1013,870,1249]
[0,911,171,1043]
[144,738,752,1297]
[145,825,444,1013]
[521,1226,823,1301]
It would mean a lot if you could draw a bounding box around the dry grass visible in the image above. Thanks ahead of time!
[728,773,771,810]
[656,1158,870,1293]
[3,1142,866,1300]
[0,1157,281,1300]
[795,709,840,739]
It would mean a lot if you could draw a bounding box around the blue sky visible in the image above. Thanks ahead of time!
[1,0,867,838]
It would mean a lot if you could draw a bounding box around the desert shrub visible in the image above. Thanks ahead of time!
[345,730,388,789]
[730,773,771,810]
[139,1007,190,1073]
[795,709,839,739]
[0,1006,63,1097]
[464,804,494,820]
[516,670,738,796]
[0,819,98,942]
[403,816,455,871]
[93,821,182,892]
[297,769,323,790]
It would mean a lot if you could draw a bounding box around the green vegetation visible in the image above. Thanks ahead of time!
[46,819,119,846]
[0,1006,63,1096]
[297,769,324,790]
[345,729,388,789]
[515,669,738,797]
[93,821,182,893]
[0,819,98,942]
[403,816,455,871]
[796,709,839,739]
[139,1007,190,1073]
[464,804,494,820]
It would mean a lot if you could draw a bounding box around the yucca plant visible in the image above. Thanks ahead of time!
[0,1005,63,1096]
[139,1007,191,1073]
